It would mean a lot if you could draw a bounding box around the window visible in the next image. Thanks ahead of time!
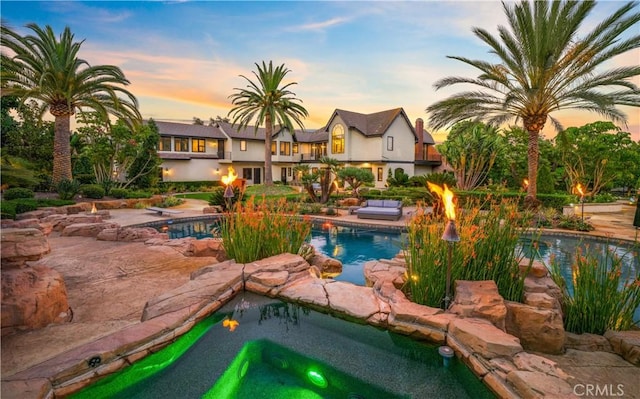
[293,143,299,154]
[387,136,394,151]
[331,124,344,154]
[271,141,276,155]
[288,167,292,176]
[175,138,189,152]
[192,138,205,153]
[158,137,172,151]
[240,140,247,151]
[377,167,383,181]
[242,168,252,180]
[280,141,291,155]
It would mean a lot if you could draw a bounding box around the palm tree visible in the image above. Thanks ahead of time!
[228,61,308,186]
[1,23,141,184]
[426,1,640,206]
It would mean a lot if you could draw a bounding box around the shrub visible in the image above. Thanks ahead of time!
[208,186,243,211]
[126,190,152,199]
[0,201,16,219]
[591,192,616,203]
[110,188,129,199]
[404,199,531,308]
[219,197,311,263]
[0,198,74,219]
[3,187,34,200]
[159,195,185,208]
[550,243,640,335]
[557,214,595,231]
[14,200,38,214]
[75,173,96,185]
[57,179,81,201]
[80,184,105,199]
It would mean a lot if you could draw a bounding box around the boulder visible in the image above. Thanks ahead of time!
[505,300,565,354]
[97,227,164,242]
[449,317,523,359]
[506,370,577,399]
[565,332,612,352]
[42,214,105,232]
[309,253,342,277]
[324,281,380,321]
[184,238,226,260]
[1,228,50,268]
[604,330,640,366]
[337,198,361,207]
[61,222,120,238]
[363,259,406,289]
[519,258,549,278]
[1,264,70,336]
[1,219,53,236]
[449,280,507,330]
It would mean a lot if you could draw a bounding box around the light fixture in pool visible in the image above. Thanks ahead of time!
[306,368,328,388]
[238,359,249,379]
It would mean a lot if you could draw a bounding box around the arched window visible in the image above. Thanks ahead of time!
[331,124,344,154]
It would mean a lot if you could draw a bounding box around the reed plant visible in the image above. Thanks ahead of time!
[219,196,311,263]
[404,199,531,308]
[550,243,640,335]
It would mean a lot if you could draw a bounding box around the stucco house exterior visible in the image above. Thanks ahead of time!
[155,107,441,188]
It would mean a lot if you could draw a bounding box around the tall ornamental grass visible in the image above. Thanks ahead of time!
[219,196,311,263]
[404,199,531,308]
[550,244,640,335]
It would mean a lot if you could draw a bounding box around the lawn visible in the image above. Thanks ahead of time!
[175,184,302,201]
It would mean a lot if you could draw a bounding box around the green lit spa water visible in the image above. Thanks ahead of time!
[71,293,495,399]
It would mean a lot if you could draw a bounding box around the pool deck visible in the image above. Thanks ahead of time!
[1,200,638,398]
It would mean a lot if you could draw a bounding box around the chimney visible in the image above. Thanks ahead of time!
[415,118,424,160]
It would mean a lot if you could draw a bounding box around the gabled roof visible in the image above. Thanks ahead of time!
[294,128,329,143]
[421,130,436,145]
[325,108,416,138]
[154,121,227,139]
[216,121,269,140]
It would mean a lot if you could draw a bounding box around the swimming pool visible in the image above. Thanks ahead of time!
[158,218,404,286]
[71,293,495,398]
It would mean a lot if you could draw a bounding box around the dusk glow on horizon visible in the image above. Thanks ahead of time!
[2,1,639,142]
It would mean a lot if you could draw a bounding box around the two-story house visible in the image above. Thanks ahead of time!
[155,107,442,188]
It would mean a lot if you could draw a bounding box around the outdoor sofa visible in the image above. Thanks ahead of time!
[355,199,403,221]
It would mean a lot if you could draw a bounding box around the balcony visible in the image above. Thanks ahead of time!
[415,152,442,166]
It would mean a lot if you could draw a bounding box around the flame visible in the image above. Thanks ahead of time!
[428,182,456,220]
[221,166,238,186]
[223,318,239,332]
[576,183,585,197]
[91,203,97,214]
[523,179,529,188]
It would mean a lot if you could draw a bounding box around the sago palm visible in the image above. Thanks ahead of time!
[228,61,308,186]
[1,23,141,184]
[426,0,640,205]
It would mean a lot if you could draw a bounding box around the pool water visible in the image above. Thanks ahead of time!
[310,223,404,285]
[161,219,404,286]
[71,293,495,399]
[519,234,639,322]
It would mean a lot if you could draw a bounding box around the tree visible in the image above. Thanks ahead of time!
[437,121,503,190]
[228,61,308,185]
[318,157,340,203]
[337,167,374,198]
[426,1,640,206]
[76,112,158,190]
[1,23,141,184]
[556,121,639,195]
[293,164,320,203]
[1,99,54,174]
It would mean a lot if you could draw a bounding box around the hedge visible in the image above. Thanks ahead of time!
[0,198,75,219]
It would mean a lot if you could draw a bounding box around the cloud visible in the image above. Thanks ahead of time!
[287,17,351,32]
[42,1,132,24]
